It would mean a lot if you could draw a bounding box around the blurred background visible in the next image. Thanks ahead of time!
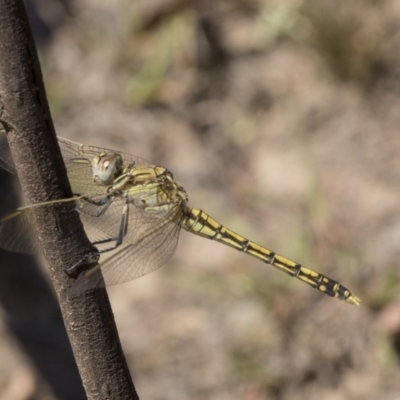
[1,0,400,399]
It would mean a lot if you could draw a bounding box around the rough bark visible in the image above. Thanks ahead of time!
[0,1,139,399]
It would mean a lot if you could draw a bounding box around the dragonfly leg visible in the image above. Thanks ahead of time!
[92,202,130,253]
[75,194,113,218]
[65,197,126,276]
[65,250,100,276]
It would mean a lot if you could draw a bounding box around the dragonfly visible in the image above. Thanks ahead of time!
[0,131,360,305]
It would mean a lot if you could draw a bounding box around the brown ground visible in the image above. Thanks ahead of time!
[1,0,400,399]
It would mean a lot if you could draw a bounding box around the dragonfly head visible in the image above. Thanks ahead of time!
[91,152,124,185]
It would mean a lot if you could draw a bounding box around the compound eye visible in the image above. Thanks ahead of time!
[91,153,123,185]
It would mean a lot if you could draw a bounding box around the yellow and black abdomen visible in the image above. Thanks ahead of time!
[181,208,360,305]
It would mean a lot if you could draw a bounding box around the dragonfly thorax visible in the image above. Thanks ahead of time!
[91,152,124,185]
[120,166,189,216]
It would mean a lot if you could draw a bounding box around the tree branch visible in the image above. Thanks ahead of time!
[0,167,86,399]
[0,1,139,398]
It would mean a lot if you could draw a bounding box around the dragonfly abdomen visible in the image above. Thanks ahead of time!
[182,208,360,305]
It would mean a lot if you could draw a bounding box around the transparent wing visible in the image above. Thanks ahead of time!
[0,133,150,191]
[58,137,149,168]
[0,128,17,174]
[0,188,183,294]
[0,199,79,254]
[0,190,153,255]
[0,132,183,295]
[58,137,150,198]
[68,205,182,296]
[0,208,39,254]
[75,188,167,244]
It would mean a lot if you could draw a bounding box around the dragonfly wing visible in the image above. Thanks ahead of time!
[76,196,128,244]
[58,137,149,168]
[0,128,17,174]
[58,138,101,198]
[58,137,150,198]
[0,207,39,254]
[74,189,169,245]
[0,200,79,254]
[0,134,150,194]
[67,206,182,295]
